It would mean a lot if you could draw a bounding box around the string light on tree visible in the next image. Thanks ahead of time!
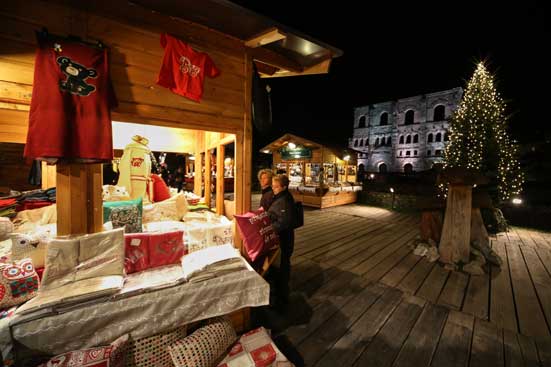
[443,62,524,202]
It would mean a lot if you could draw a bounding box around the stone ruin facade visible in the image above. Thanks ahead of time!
[350,87,463,173]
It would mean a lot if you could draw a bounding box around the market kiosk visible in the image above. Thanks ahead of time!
[0,1,341,365]
[261,134,362,208]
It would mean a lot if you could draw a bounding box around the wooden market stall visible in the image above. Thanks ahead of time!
[0,0,342,364]
[261,133,362,208]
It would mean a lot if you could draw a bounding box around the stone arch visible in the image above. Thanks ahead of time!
[380,112,388,126]
[433,105,445,121]
[405,110,415,125]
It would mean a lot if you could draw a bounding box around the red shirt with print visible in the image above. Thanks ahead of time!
[24,36,117,162]
[157,33,220,102]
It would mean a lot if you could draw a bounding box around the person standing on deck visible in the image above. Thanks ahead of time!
[267,174,296,311]
[258,168,274,211]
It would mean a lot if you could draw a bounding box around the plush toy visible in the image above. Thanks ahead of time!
[117,135,152,203]
[0,217,13,241]
[102,185,131,202]
[10,228,52,268]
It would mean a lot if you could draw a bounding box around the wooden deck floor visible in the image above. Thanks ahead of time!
[252,197,551,366]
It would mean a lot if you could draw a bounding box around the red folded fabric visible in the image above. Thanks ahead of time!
[124,230,185,273]
[148,230,185,268]
[0,198,16,207]
[124,233,150,274]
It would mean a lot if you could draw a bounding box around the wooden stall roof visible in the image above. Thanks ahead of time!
[127,0,343,78]
[260,133,358,164]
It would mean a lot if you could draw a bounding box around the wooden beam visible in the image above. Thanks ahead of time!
[207,134,236,150]
[250,47,303,73]
[194,131,204,197]
[234,131,244,253]
[216,144,225,215]
[262,58,332,78]
[254,61,278,76]
[205,148,212,208]
[245,27,286,48]
[242,52,253,215]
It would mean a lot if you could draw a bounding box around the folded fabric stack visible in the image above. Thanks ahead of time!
[0,198,17,218]
[16,188,56,212]
[181,244,246,283]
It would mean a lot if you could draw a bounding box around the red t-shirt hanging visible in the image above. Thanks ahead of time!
[24,35,117,162]
[157,33,220,102]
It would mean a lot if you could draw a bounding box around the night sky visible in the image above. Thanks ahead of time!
[231,2,549,150]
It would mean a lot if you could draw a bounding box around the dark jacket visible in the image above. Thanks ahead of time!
[260,186,274,211]
[267,189,296,250]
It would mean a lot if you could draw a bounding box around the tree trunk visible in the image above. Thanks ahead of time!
[470,208,489,248]
[420,210,443,243]
[439,184,472,264]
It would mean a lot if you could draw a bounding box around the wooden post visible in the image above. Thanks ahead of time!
[242,51,253,214]
[194,131,204,197]
[234,132,244,253]
[345,163,348,182]
[439,184,472,264]
[205,149,212,208]
[56,163,103,236]
[216,144,225,215]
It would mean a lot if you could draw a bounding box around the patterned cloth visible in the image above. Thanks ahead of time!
[0,259,40,309]
[37,334,128,367]
[111,205,142,233]
[218,327,295,367]
[168,317,236,367]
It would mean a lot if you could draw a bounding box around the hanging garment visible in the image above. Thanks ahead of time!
[24,33,117,162]
[157,33,220,102]
[117,136,152,202]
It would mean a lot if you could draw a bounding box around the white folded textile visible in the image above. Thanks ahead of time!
[181,244,245,282]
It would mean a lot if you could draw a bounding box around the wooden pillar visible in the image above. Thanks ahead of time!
[205,149,212,208]
[242,51,253,215]
[216,144,225,215]
[439,184,472,264]
[345,163,348,182]
[194,131,204,197]
[234,132,244,253]
[56,163,103,236]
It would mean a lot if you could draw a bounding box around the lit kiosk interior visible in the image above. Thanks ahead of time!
[261,133,362,208]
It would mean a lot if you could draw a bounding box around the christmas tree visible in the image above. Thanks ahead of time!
[443,62,524,202]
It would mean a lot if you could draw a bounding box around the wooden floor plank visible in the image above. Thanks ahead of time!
[397,257,435,295]
[519,245,551,336]
[534,246,551,279]
[437,271,469,310]
[469,318,504,367]
[353,295,426,367]
[416,263,450,304]
[503,329,524,367]
[352,229,418,277]
[507,242,550,338]
[462,271,490,320]
[380,253,422,288]
[393,303,449,367]
[311,286,404,367]
[431,310,474,367]
[297,283,390,366]
[517,333,541,367]
[490,240,519,333]
[535,337,551,367]
[362,245,412,284]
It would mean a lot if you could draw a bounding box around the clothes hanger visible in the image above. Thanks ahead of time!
[36,27,105,49]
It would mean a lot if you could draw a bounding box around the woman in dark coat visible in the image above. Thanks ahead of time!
[258,168,274,210]
[267,174,296,310]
